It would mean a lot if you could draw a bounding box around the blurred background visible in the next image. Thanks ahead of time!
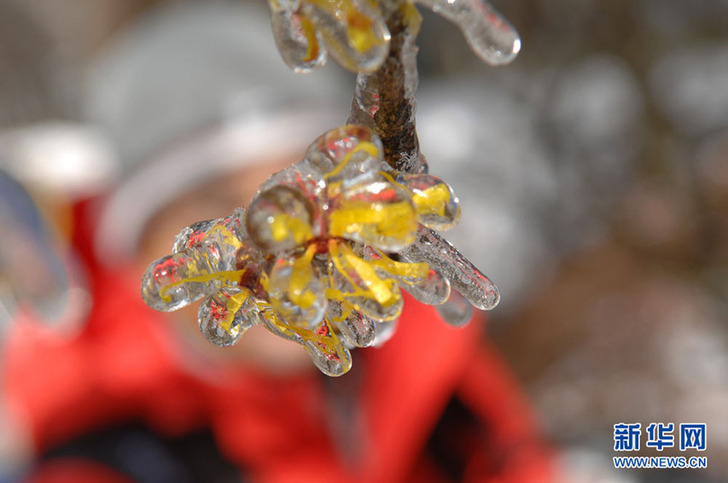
[0,0,727,481]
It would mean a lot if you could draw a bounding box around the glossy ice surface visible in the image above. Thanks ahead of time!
[267,0,520,73]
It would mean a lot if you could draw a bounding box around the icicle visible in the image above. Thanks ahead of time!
[327,299,377,348]
[436,289,474,326]
[399,226,500,310]
[415,0,520,65]
[198,287,263,347]
[303,319,353,376]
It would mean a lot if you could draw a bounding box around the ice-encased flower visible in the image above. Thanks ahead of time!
[141,125,496,376]
[267,0,520,74]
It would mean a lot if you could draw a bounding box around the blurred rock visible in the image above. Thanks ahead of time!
[417,55,643,313]
[540,55,644,252]
[651,42,728,137]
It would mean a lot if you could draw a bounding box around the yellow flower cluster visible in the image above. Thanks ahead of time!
[142,125,461,376]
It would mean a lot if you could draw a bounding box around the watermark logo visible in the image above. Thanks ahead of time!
[680,424,707,451]
[614,423,641,451]
[613,422,707,470]
[646,423,674,451]
[613,456,707,469]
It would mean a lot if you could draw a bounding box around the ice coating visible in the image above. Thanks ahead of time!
[305,124,383,189]
[398,173,462,231]
[329,180,418,251]
[141,210,247,312]
[267,0,519,73]
[327,300,377,348]
[245,185,316,253]
[399,226,500,310]
[141,251,230,312]
[327,239,405,322]
[198,287,262,347]
[266,251,328,329]
[400,266,451,306]
[269,7,327,73]
[436,289,474,326]
[141,125,498,376]
[347,1,423,173]
[415,0,520,65]
[302,320,353,376]
[267,0,390,74]
[301,0,390,73]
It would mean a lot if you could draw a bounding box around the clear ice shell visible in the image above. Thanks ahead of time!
[416,0,520,65]
[399,226,499,310]
[245,185,316,253]
[173,219,219,253]
[300,0,390,74]
[353,73,381,119]
[360,245,447,304]
[256,300,352,377]
[305,124,384,190]
[327,241,404,322]
[257,301,305,344]
[435,289,474,327]
[327,299,376,348]
[400,266,451,306]
[198,287,262,347]
[303,320,353,377]
[142,210,248,312]
[173,209,246,268]
[269,3,327,73]
[372,318,398,347]
[266,255,327,330]
[328,180,418,251]
[141,250,229,312]
[398,173,462,231]
[257,301,351,376]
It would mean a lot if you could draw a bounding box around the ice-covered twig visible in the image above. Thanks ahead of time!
[141,0,519,376]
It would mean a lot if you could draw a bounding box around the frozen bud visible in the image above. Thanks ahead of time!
[198,287,262,347]
[268,1,326,73]
[327,299,376,348]
[303,320,353,376]
[399,173,461,231]
[266,252,327,330]
[301,0,390,74]
[246,185,316,253]
[329,180,418,251]
[327,240,404,322]
[141,251,228,312]
[306,124,384,189]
